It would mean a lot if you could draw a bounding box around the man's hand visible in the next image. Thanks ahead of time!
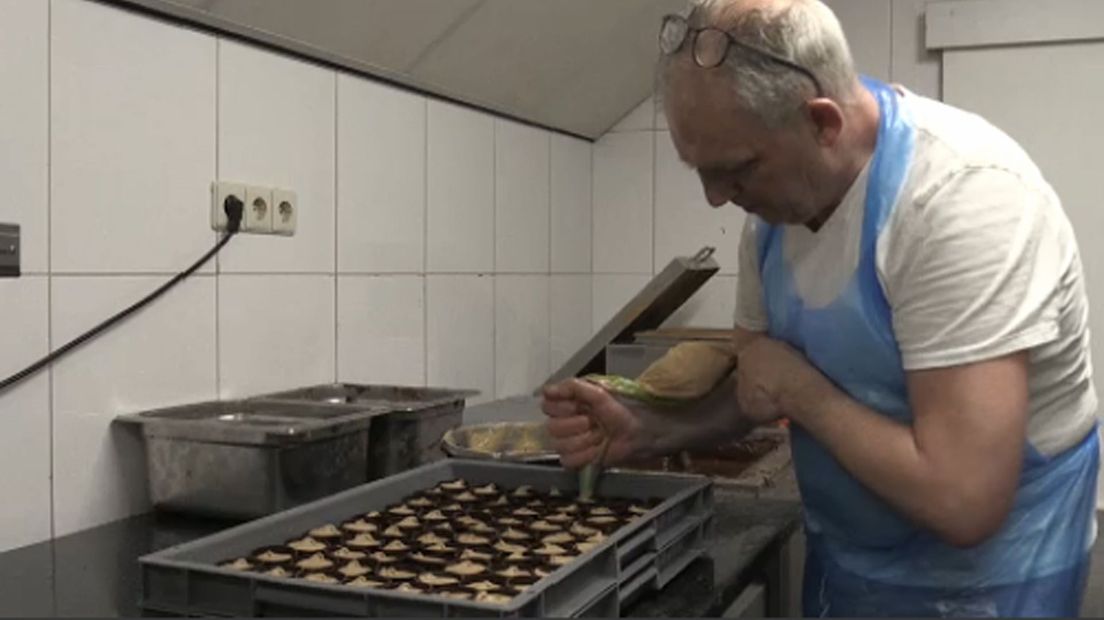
[735,337,834,424]
[541,379,646,470]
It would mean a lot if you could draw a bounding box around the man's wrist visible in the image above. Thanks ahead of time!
[782,375,839,428]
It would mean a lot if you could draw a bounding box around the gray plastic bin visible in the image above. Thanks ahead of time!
[139,459,713,617]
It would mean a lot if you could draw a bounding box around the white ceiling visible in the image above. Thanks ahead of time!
[113,0,684,138]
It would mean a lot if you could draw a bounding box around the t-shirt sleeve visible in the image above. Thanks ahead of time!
[880,166,1067,370]
[734,216,769,332]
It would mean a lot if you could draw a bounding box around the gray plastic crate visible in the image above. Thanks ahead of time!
[139,459,713,617]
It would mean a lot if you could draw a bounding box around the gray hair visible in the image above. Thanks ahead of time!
[659,0,859,126]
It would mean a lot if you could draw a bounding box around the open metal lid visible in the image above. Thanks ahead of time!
[543,247,719,386]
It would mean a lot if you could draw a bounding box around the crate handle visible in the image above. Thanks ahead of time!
[255,584,367,616]
[616,526,656,563]
[618,565,659,605]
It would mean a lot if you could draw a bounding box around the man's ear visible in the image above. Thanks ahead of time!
[806,99,845,147]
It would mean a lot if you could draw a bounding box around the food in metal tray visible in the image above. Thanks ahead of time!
[218,479,658,604]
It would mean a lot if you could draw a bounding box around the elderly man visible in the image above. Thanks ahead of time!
[542,0,1099,616]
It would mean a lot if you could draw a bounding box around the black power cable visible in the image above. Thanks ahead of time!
[0,195,245,397]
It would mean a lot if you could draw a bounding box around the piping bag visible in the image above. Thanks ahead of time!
[576,340,738,500]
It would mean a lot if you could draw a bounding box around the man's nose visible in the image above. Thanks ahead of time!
[704,182,736,208]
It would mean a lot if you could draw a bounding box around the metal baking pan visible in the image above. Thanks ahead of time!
[441,421,559,464]
[443,414,790,494]
[252,384,479,480]
[138,459,714,617]
[116,400,379,519]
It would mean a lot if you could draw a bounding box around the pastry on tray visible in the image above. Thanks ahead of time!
[216,478,660,605]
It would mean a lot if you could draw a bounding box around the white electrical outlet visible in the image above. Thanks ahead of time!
[211,181,246,232]
[211,181,295,236]
[272,188,297,236]
[244,185,274,234]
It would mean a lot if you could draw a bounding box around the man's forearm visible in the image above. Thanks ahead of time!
[632,377,755,459]
[785,382,1014,547]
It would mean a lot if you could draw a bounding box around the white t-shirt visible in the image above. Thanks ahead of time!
[734,88,1097,457]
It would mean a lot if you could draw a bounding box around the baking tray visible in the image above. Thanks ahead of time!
[117,401,379,519]
[138,459,713,617]
[252,384,478,479]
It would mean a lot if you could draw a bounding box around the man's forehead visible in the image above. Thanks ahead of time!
[675,133,757,170]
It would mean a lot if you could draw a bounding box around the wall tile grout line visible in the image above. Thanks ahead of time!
[333,72,339,384]
[423,97,429,388]
[590,135,598,333]
[46,0,56,542]
[644,118,653,278]
[491,119,498,400]
[547,132,553,375]
[214,36,221,399]
[589,140,595,335]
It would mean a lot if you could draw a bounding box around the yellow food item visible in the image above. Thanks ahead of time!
[308,524,342,539]
[255,550,292,564]
[342,519,377,534]
[635,340,738,400]
[221,558,253,571]
[446,560,487,577]
[418,573,460,587]
[296,553,333,571]
[338,560,371,578]
[347,534,381,549]
[287,537,327,553]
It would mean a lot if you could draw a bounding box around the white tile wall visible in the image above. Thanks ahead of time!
[426,275,495,404]
[495,121,551,274]
[550,275,593,370]
[494,276,550,398]
[217,40,336,274]
[0,0,48,274]
[654,137,744,275]
[51,0,216,274]
[337,74,426,274]
[51,275,217,536]
[218,275,336,398]
[337,276,425,386]
[0,277,51,551]
[426,101,495,273]
[550,135,593,274]
[0,0,595,549]
[592,132,654,274]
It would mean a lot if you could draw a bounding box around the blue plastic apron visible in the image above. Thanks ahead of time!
[756,77,1099,617]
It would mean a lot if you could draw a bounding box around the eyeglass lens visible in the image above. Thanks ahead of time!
[693,29,730,68]
[660,16,688,55]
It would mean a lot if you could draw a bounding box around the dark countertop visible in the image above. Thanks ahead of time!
[0,493,800,617]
